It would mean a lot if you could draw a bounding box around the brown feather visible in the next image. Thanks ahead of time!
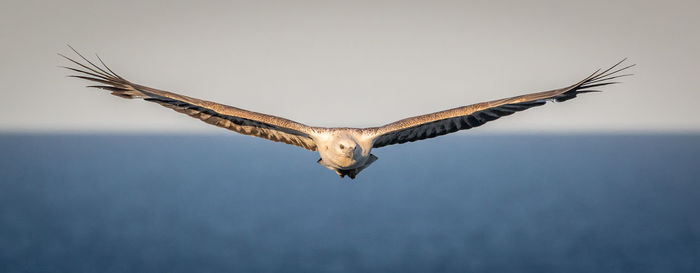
[63,49,318,151]
[365,60,633,148]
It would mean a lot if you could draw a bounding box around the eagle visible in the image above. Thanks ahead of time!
[61,47,633,179]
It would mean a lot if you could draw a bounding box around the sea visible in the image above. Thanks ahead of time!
[1,134,699,273]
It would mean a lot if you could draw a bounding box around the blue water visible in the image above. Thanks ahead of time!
[1,134,699,272]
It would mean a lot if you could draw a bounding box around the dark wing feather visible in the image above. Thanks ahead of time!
[366,60,634,148]
[61,48,318,151]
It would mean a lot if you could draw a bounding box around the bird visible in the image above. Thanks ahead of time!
[61,47,633,179]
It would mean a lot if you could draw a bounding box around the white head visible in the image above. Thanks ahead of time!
[315,132,378,177]
[334,137,357,159]
[319,136,362,168]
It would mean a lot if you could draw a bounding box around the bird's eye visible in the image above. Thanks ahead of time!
[339,144,345,149]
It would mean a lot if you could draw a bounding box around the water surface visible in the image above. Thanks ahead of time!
[1,134,699,272]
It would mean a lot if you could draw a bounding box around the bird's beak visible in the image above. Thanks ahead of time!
[344,146,356,158]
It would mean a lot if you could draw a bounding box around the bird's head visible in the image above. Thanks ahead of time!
[335,138,358,159]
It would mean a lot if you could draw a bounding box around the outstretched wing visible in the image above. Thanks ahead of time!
[365,60,633,148]
[61,47,318,151]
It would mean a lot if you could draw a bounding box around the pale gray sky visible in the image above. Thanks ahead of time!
[1,0,698,133]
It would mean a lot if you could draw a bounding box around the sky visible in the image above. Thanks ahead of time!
[1,0,699,133]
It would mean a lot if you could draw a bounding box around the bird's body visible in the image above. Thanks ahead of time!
[313,129,376,178]
[61,47,633,179]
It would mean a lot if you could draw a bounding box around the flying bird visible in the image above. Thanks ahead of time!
[61,47,633,179]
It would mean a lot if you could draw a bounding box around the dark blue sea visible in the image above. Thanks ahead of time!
[1,134,699,273]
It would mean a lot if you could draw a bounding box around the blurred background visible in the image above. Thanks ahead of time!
[1,0,699,272]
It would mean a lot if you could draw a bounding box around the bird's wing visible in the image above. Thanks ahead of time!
[61,48,318,151]
[364,60,633,148]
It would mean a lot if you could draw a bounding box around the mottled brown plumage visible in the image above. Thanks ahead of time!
[62,46,632,178]
[364,62,632,148]
[61,47,318,151]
